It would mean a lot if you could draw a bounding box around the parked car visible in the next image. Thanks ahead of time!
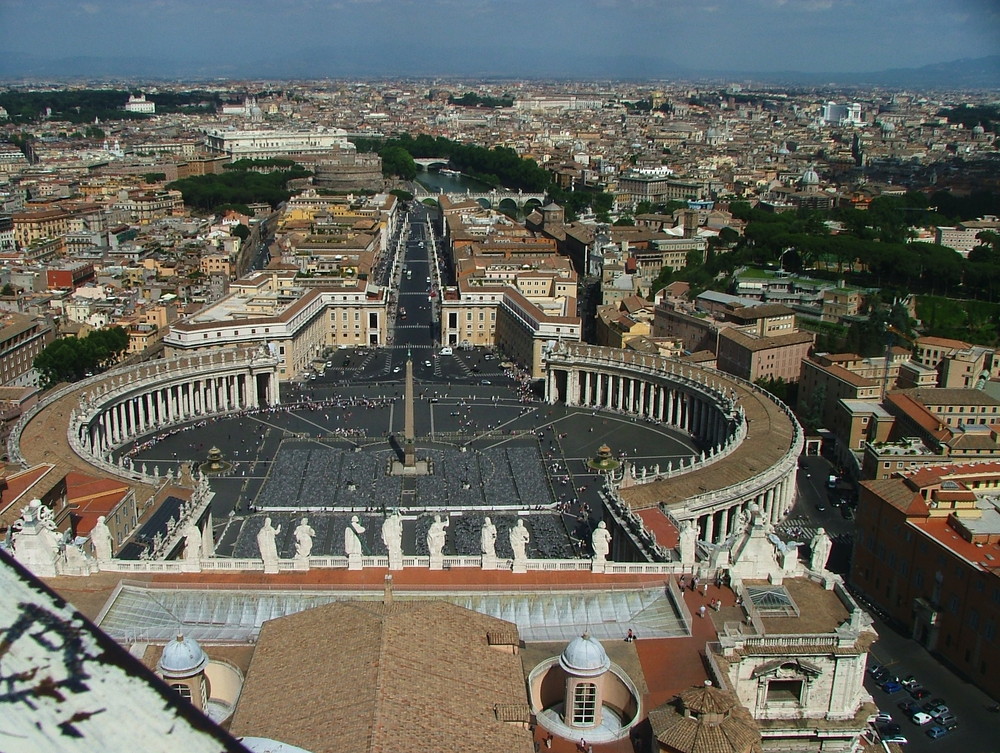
[869,711,893,725]
[870,665,891,683]
[908,685,930,700]
[923,702,949,718]
[910,711,934,725]
[926,724,952,739]
[898,701,922,716]
[877,722,903,736]
[882,735,909,745]
[882,680,905,694]
[934,713,957,727]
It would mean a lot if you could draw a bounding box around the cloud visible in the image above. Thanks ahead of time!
[764,0,836,10]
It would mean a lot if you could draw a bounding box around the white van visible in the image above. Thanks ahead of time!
[439,347,453,356]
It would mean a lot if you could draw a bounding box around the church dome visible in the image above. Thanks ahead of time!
[158,634,208,678]
[880,120,896,134]
[800,166,820,186]
[973,123,985,135]
[560,633,611,677]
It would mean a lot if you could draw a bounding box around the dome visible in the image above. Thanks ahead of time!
[560,633,611,677]
[881,120,896,134]
[800,166,820,186]
[158,634,208,678]
[973,124,985,135]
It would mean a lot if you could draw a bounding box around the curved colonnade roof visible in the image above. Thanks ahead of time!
[16,374,168,502]
[621,375,795,511]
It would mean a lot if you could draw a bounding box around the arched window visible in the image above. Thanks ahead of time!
[171,682,192,700]
[573,683,597,725]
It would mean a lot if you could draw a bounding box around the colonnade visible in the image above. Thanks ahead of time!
[554,366,731,449]
[694,473,795,546]
[72,355,279,460]
[544,342,801,551]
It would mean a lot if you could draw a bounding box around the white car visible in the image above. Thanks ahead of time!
[910,711,933,725]
[423,360,433,367]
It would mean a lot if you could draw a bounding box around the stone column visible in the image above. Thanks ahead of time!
[704,511,715,543]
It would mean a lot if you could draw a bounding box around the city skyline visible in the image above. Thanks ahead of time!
[1,0,999,82]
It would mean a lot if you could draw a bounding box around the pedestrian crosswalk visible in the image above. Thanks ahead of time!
[775,517,854,545]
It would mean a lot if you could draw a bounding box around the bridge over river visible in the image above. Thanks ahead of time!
[413,185,547,210]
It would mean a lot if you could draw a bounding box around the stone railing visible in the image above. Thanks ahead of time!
[91,554,678,575]
[600,488,675,562]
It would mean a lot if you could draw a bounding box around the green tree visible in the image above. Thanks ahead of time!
[33,326,129,388]
[231,223,251,241]
[379,145,417,180]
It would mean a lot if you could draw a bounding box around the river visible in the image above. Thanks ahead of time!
[414,168,492,194]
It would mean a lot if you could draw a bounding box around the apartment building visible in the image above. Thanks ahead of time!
[205,129,350,159]
[0,312,55,386]
[935,217,1000,256]
[616,170,705,209]
[852,465,1000,698]
[163,271,388,380]
[713,304,814,384]
[914,335,1000,389]
[860,388,1000,479]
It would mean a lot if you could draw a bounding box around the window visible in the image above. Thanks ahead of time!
[766,679,803,704]
[171,683,192,700]
[573,683,597,725]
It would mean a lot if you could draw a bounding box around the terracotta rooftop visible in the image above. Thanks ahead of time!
[228,599,534,753]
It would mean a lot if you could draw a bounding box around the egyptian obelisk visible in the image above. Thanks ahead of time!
[403,349,416,468]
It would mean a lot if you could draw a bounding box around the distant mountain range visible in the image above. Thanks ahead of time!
[0,49,997,89]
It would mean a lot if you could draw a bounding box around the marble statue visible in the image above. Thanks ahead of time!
[509,519,530,561]
[480,516,497,558]
[256,517,281,562]
[345,515,365,556]
[591,521,612,562]
[294,517,316,559]
[426,514,449,558]
[767,533,802,555]
[809,527,833,572]
[382,510,403,562]
[183,524,202,562]
[91,515,113,561]
[679,518,698,564]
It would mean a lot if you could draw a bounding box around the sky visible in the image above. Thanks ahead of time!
[0,0,998,79]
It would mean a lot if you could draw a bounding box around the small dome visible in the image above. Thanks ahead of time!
[800,167,820,186]
[973,124,985,135]
[560,633,611,677]
[881,120,896,134]
[158,634,208,678]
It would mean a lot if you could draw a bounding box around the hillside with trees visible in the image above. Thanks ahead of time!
[167,160,311,213]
